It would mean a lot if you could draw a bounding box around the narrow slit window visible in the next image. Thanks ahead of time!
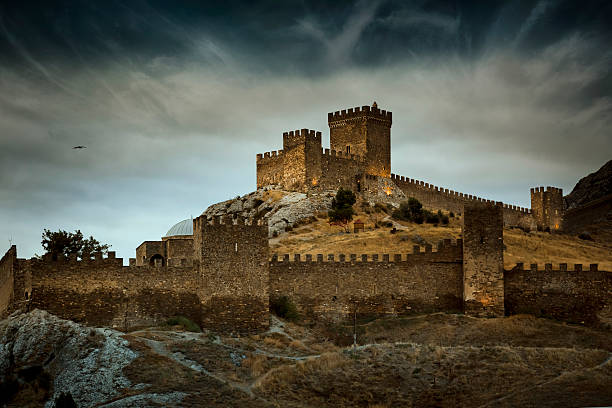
[235,242,238,252]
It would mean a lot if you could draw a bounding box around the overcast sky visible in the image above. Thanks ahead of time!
[0,0,610,262]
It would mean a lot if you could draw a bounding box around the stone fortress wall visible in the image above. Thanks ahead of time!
[2,205,610,333]
[1,103,610,333]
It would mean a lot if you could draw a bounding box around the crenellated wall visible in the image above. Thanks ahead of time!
[194,215,270,334]
[389,174,533,227]
[24,253,200,330]
[504,263,612,326]
[269,240,463,321]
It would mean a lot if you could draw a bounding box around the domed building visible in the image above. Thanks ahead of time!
[134,218,194,267]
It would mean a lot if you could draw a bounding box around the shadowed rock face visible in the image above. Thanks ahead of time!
[565,160,612,210]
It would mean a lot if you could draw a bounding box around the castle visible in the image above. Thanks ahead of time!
[257,102,565,232]
[0,103,610,333]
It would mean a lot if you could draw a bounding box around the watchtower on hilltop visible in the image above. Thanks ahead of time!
[531,186,564,231]
[328,101,392,178]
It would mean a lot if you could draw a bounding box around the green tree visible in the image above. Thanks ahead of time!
[328,188,357,231]
[41,229,110,260]
[392,197,425,224]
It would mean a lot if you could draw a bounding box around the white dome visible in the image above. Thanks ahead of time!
[165,219,193,237]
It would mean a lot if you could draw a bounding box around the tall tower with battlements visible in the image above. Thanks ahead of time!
[530,186,564,231]
[328,102,392,178]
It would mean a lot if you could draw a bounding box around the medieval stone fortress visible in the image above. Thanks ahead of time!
[1,102,610,333]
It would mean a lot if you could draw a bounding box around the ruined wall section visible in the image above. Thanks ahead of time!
[463,203,505,317]
[328,105,392,178]
[269,240,463,321]
[504,263,612,326]
[390,174,532,227]
[531,186,564,231]
[195,215,269,334]
[0,246,17,318]
[25,252,200,330]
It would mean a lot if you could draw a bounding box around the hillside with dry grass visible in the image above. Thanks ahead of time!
[107,314,612,406]
[270,198,612,270]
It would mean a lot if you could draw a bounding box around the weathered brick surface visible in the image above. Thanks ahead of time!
[25,257,200,330]
[531,186,564,231]
[328,105,392,177]
[195,215,269,333]
[0,245,16,318]
[270,241,463,321]
[463,203,505,317]
[504,264,612,326]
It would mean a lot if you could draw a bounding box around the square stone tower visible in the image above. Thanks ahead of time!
[282,129,322,191]
[530,186,564,231]
[193,215,269,334]
[328,102,392,178]
[462,203,504,317]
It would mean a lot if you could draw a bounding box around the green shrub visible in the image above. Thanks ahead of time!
[166,316,202,332]
[392,198,426,224]
[270,296,299,321]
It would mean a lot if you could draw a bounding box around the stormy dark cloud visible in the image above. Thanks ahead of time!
[0,0,610,261]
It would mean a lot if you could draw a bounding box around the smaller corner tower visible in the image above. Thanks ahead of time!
[193,215,269,334]
[328,102,392,178]
[462,202,504,317]
[282,129,323,191]
[530,186,564,231]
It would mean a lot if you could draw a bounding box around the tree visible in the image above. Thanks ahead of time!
[392,197,424,224]
[41,229,110,260]
[328,188,357,231]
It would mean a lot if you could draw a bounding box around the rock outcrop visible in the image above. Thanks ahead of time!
[203,186,334,237]
[564,160,612,210]
[0,309,137,407]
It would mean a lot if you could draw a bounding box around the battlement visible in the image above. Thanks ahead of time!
[530,186,563,195]
[322,148,365,162]
[328,105,392,126]
[508,262,600,272]
[282,129,322,150]
[390,173,531,213]
[256,150,284,161]
[195,214,268,227]
[270,239,462,264]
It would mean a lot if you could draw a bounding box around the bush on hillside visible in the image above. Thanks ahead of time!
[165,316,202,332]
[270,296,299,321]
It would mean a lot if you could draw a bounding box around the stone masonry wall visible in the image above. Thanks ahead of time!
[390,174,533,228]
[25,254,200,330]
[0,246,16,318]
[195,215,269,334]
[317,150,365,192]
[463,203,505,317]
[269,240,463,321]
[531,186,564,231]
[328,105,392,178]
[504,263,612,326]
[256,151,284,188]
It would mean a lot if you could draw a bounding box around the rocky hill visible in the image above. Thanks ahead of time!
[2,310,611,407]
[565,160,612,209]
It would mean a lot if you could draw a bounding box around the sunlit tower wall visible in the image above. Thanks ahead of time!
[530,186,564,231]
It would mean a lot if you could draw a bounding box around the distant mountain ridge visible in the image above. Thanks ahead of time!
[564,160,612,210]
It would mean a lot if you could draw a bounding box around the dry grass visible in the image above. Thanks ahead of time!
[271,203,612,270]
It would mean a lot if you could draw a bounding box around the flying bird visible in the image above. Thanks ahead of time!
[72,146,87,149]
